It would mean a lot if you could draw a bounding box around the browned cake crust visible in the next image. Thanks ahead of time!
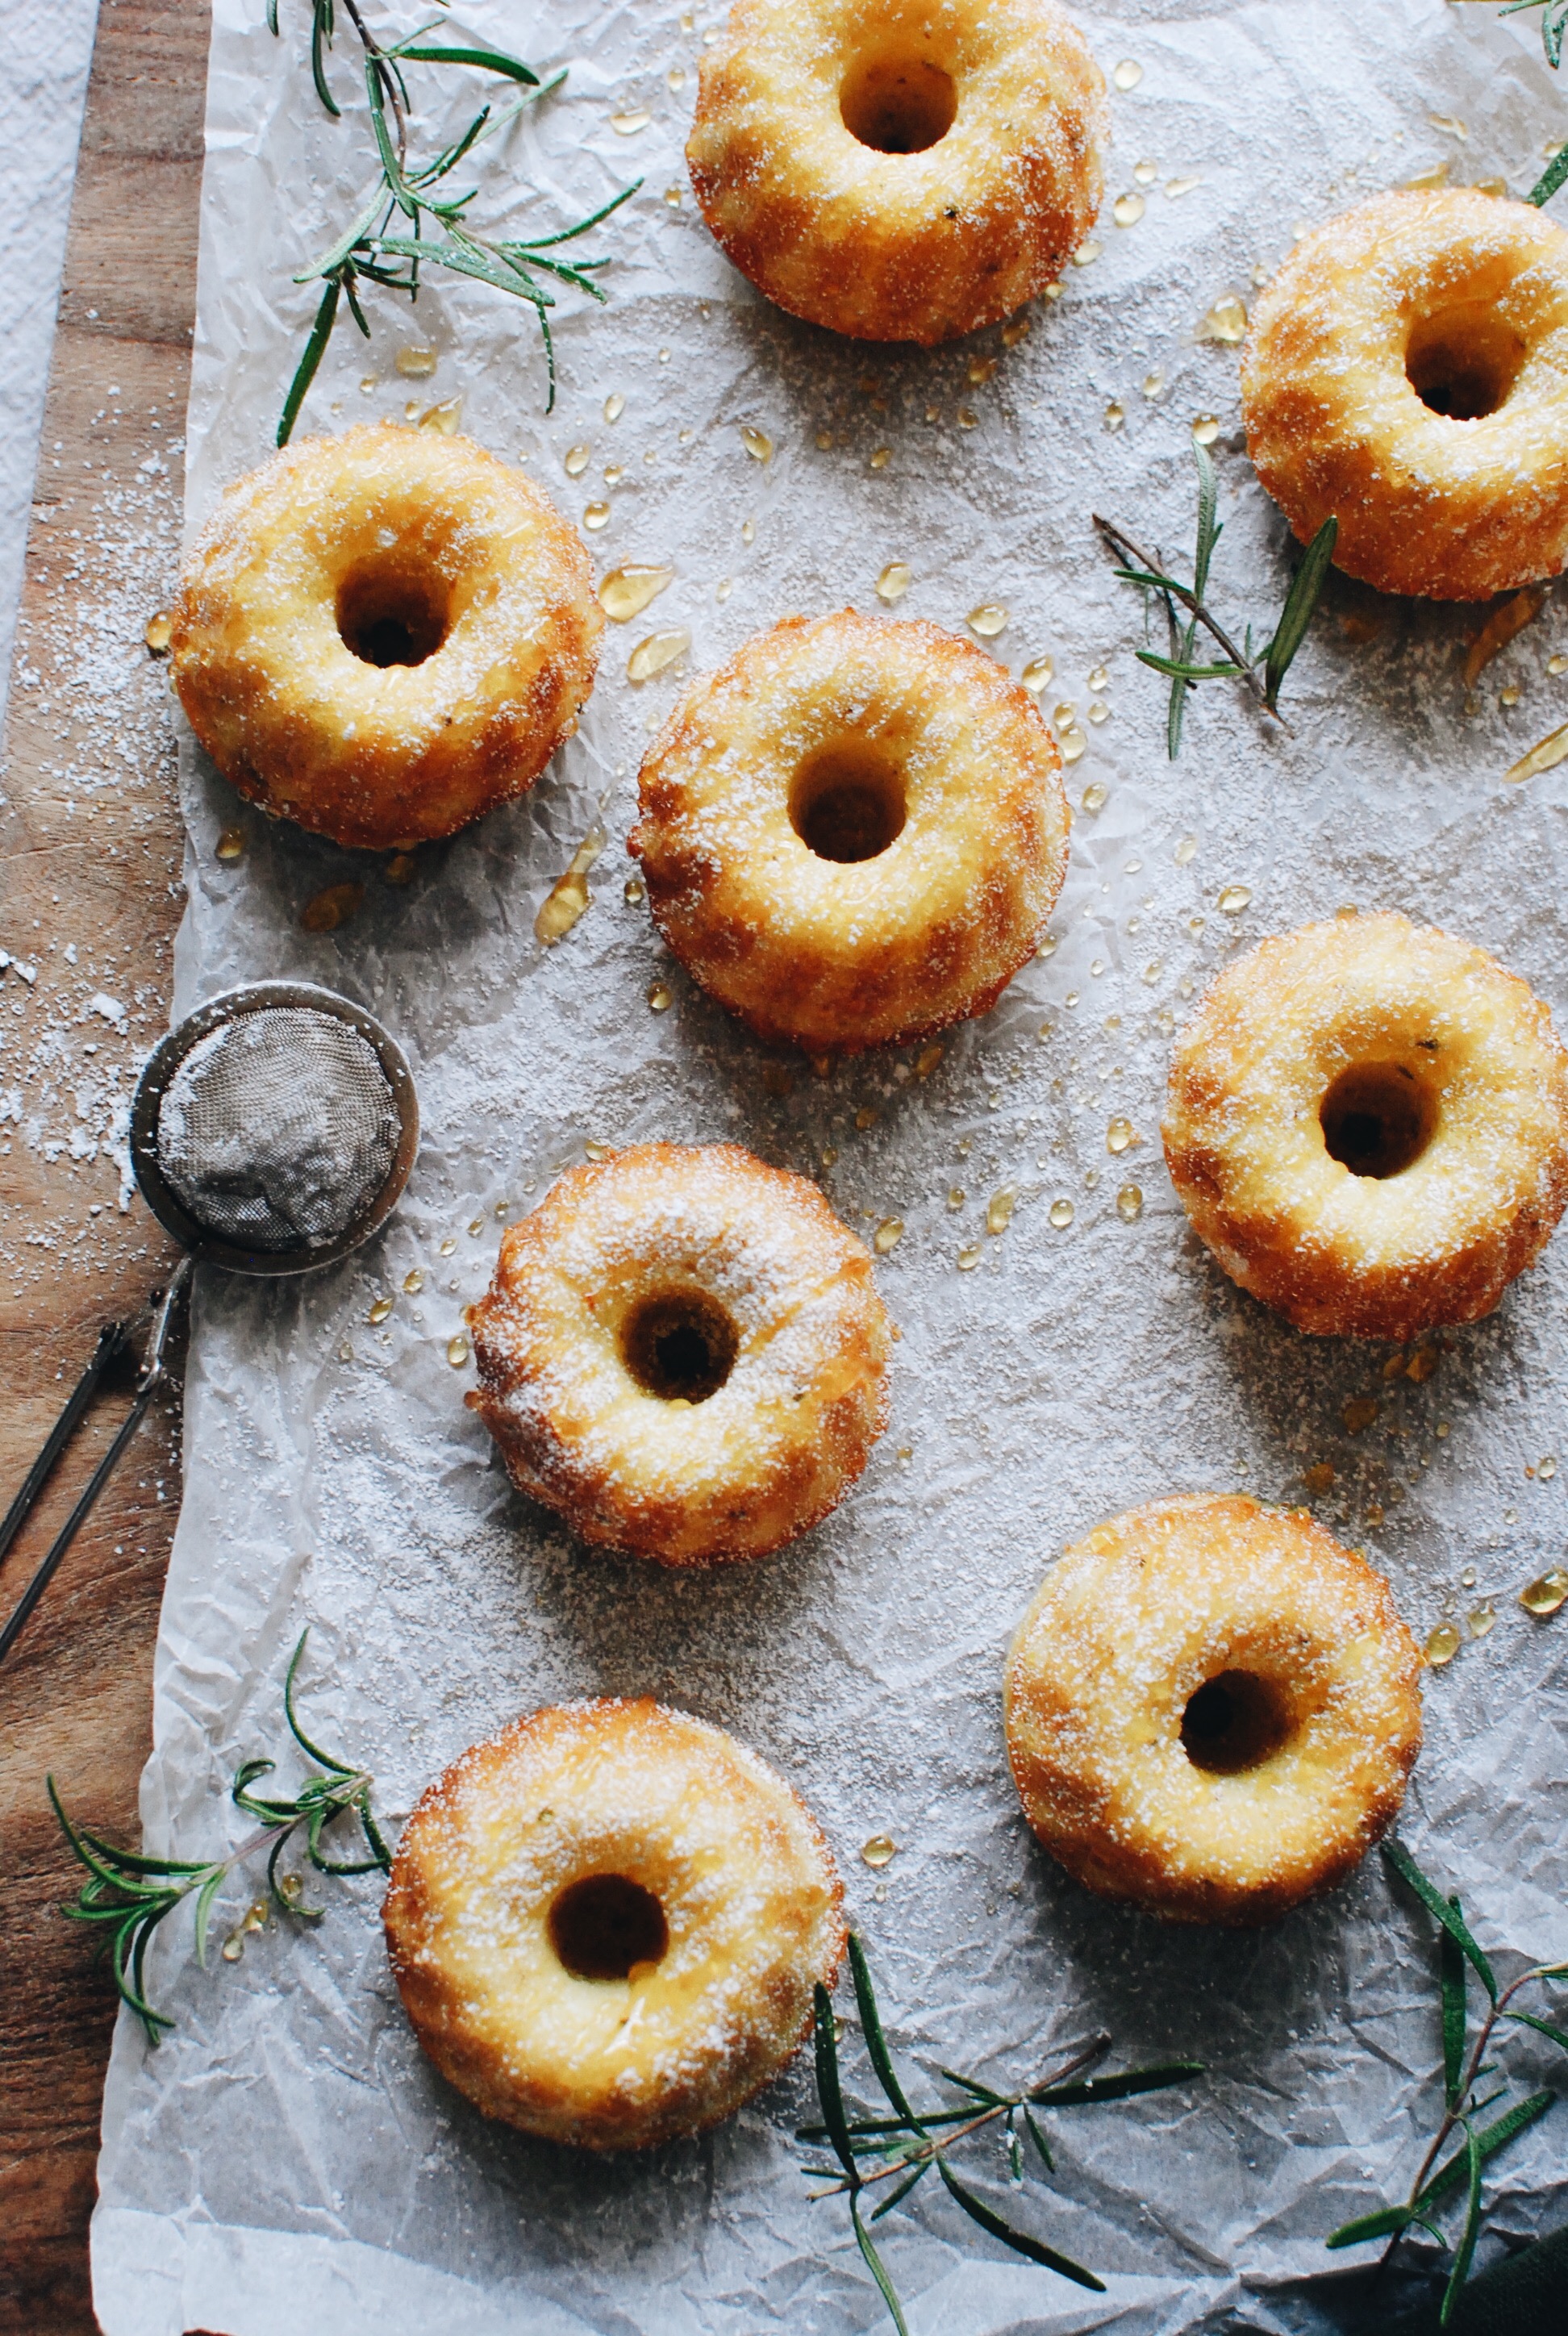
[384,1699,845,2150]
[1004,1495,1423,1927]
[686,0,1107,344]
[467,1142,891,1566]
[1162,913,1568,1341]
[171,423,601,849]
[1241,190,1568,600]
[631,611,1068,1055]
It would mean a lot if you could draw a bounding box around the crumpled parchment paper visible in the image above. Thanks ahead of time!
[89,2,1568,2330]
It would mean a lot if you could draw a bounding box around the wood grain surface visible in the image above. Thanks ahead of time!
[0,3,208,2329]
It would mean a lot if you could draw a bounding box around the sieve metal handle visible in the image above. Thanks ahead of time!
[0,1255,192,1670]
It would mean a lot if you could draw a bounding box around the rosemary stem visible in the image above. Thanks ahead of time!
[824,2036,1111,2198]
[1092,513,1295,736]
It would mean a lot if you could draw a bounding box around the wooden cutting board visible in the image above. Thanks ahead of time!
[0,4,208,2327]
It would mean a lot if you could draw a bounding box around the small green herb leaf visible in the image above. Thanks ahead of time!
[1263,515,1337,711]
[1384,1840,1498,2003]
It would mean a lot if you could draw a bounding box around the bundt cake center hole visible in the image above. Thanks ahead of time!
[791,742,907,864]
[1181,1671,1292,1775]
[840,48,957,154]
[548,1874,669,1982]
[622,1289,740,1402]
[1406,303,1528,420]
[336,563,451,668]
[1320,1061,1437,1178]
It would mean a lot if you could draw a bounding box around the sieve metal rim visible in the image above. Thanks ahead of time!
[130,981,420,1277]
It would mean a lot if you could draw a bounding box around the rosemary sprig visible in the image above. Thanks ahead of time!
[49,1629,390,2045]
[1497,2,1568,203]
[1327,1838,1567,2326]
[269,1,640,443]
[1096,437,1337,757]
[803,1933,1203,2331]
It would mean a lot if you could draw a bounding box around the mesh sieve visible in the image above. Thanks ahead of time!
[131,982,419,1274]
[156,1010,399,1251]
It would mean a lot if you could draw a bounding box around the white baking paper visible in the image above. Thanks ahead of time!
[90,2,1568,2330]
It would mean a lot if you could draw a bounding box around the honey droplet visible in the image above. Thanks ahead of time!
[715,578,732,603]
[1073,238,1103,267]
[982,1187,1015,1237]
[300,882,364,934]
[277,1871,303,1904]
[741,518,756,544]
[1116,1183,1143,1222]
[611,108,651,134]
[742,425,773,463]
[624,877,646,906]
[1402,160,1449,191]
[1002,315,1030,347]
[957,1243,981,1270]
[968,603,1008,639]
[647,979,673,1012]
[585,1140,613,1162]
[598,562,674,622]
[874,1218,904,1254]
[967,356,998,386]
[565,443,590,478]
[360,376,377,395]
[1462,1565,1477,1588]
[1113,192,1146,227]
[1217,884,1251,913]
[1021,655,1053,693]
[468,1217,485,1237]
[1504,722,1568,784]
[215,827,245,863]
[368,1294,394,1325]
[869,447,891,471]
[1539,1454,1558,1479]
[668,64,686,91]
[583,501,611,532]
[1166,175,1202,199]
[1468,1603,1496,1639]
[385,850,417,886]
[1424,1622,1462,1668]
[1087,663,1109,691]
[1175,833,1198,864]
[1081,780,1108,813]
[1143,369,1166,400]
[439,1237,457,1257]
[1134,159,1158,185]
[403,1269,424,1294]
[603,464,624,486]
[1549,653,1567,675]
[534,823,607,945]
[1059,730,1086,763]
[915,1041,943,1079]
[1196,294,1248,344]
[144,610,173,654]
[419,397,462,435]
[1303,1462,1335,1494]
[1113,58,1144,90]
[221,1933,244,1963]
[1521,1569,1568,1616]
[395,344,438,379]
[1107,1116,1136,1155]
[855,1104,878,1130]
[947,1187,965,1211]
[628,628,690,682]
[1406,1346,1439,1384]
[861,1833,897,1868]
[447,1335,470,1368]
[1500,683,1522,708]
[874,561,913,606]
[1341,1395,1378,1434]
[1049,1198,1075,1229]
[957,405,978,429]
[603,393,625,424]
[1104,400,1126,432]
[1191,414,1221,446]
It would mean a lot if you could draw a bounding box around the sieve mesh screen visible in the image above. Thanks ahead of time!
[156,1008,400,1252]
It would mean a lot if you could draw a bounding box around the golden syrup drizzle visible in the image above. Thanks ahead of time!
[611,109,651,134]
[395,345,438,378]
[628,629,689,682]
[535,824,607,945]
[598,563,674,621]
[419,397,462,434]
[986,1187,1015,1235]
